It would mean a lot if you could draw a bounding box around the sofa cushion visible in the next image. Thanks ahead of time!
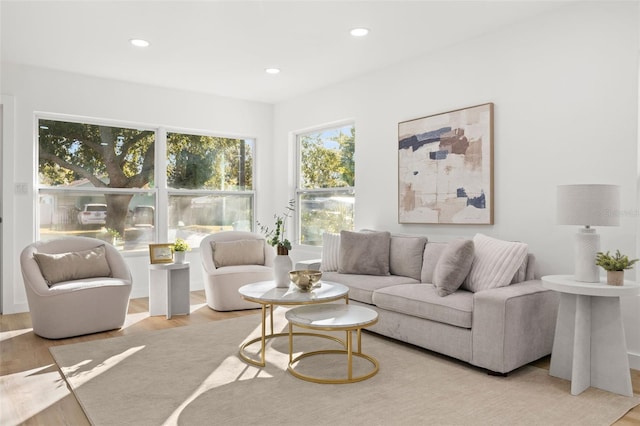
[320,232,340,272]
[462,233,528,293]
[321,271,418,304]
[389,235,427,280]
[420,242,448,283]
[372,283,474,329]
[338,230,391,276]
[33,245,112,287]
[211,239,265,267]
[433,239,475,296]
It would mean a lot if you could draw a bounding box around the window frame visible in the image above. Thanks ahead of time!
[294,121,355,247]
[35,113,257,254]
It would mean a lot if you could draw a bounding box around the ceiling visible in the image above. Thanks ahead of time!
[2,1,571,104]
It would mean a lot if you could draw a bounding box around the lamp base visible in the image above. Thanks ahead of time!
[574,228,600,283]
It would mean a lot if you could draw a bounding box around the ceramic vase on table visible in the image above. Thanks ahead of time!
[174,251,186,264]
[274,247,292,288]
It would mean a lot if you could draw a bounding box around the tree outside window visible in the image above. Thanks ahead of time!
[38,118,254,251]
[297,124,355,246]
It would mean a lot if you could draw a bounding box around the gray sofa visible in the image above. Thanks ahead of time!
[302,231,559,374]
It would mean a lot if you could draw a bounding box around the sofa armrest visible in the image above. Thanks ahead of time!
[471,279,559,373]
[295,259,322,271]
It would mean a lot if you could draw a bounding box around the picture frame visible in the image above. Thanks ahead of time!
[149,243,174,264]
[398,102,494,224]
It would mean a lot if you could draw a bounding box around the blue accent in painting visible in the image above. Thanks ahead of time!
[457,188,467,198]
[399,126,452,152]
[429,150,448,160]
[467,191,486,209]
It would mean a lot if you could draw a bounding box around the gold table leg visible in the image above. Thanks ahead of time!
[239,302,344,367]
[288,325,379,384]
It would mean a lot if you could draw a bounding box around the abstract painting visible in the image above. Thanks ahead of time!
[398,103,494,224]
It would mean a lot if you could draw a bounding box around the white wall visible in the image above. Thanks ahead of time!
[274,2,640,367]
[1,64,274,312]
[2,1,639,368]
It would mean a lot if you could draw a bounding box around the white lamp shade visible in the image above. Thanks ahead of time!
[557,184,620,227]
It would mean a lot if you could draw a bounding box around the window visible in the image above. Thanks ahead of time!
[166,132,255,238]
[296,123,355,246]
[37,118,254,252]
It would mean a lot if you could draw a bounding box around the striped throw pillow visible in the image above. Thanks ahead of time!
[462,233,528,293]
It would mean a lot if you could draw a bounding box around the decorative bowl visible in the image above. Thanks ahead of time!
[289,270,322,292]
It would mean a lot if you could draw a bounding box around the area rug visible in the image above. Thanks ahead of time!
[50,309,639,426]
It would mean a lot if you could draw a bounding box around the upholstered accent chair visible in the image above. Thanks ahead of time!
[20,236,132,339]
[200,231,275,311]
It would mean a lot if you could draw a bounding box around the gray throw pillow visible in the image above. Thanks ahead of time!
[211,239,265,267]
[389,235,427,280]
[338,230,391,276]
[33,245,112,287]
[433,239,475,297]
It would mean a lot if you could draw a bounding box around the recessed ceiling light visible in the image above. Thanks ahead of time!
[350,28,369,37]
[129,39,150,48]
[265,68,280,74]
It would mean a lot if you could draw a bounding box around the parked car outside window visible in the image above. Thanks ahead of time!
[77,203,107,226]
[132,205,155,227]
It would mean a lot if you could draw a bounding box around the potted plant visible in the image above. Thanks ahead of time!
[102,227,120,245]
[172,238,190,264]
[595,250,638,286]
[259,199,295,287]
[259,199,295,255]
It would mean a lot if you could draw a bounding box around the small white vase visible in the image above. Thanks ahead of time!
[174,251,186,264]
[274,254,293,288]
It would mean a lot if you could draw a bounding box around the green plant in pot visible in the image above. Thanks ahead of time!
[259,199,295,256]
[595,250,638,286]
[102,227,121,245]
[259,199,295,288]
[172,238,190,264]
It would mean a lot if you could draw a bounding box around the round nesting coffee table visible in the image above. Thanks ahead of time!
[286,304,379,384]
[238,280,349,367]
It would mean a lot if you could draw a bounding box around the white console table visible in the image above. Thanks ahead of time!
[149,262,190,319]
[541,275,640,396]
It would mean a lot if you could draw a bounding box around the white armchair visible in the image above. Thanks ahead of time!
[20,236,132,339]
[200,231,275,311]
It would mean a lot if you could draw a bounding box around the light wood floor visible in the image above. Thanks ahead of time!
[1,290,638,426]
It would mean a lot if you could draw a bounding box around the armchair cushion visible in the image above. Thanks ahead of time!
[211,239,265,267]
[33,245,112,286]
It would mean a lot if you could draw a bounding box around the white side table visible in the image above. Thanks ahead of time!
[542,274,640,396]
[149,262,190,319]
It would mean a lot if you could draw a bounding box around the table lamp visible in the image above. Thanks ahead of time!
[557,184,620,282]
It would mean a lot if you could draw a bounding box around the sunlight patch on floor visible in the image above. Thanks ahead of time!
[0,327,33,342]
[62,346,145,388]
[161,354,273,426]
[0,364,69,425]
[122,312,152,328]
[189,302,207,313]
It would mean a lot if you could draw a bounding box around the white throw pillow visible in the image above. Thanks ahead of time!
[320,232,340,272]
[462,233,528,293]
